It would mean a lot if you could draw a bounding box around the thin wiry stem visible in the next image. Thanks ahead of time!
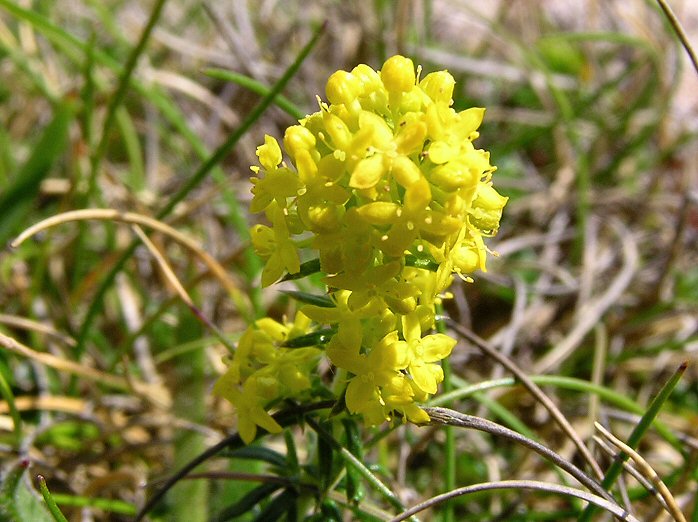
[595,422,687,522]
[656,0,698,75]
[389,480,640,522]
[422,407,611,501]
[443,319,604,480]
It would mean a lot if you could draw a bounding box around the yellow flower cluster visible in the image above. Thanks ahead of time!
[215,55,507,442]
[213,313,321,443]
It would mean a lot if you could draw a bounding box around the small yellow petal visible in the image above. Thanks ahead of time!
[349,154,385,189]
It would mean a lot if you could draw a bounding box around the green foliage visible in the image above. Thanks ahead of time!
[0,461,53,522]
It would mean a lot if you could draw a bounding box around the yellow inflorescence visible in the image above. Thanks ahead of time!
[215,55,507,442]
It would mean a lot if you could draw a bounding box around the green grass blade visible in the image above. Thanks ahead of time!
[203,67,306,120]
[578,361,688,522]
[87,0,168,199]
[37,476,68,522]
[46,493,136,516]
[115,107,146,192]
[0,102,72,245]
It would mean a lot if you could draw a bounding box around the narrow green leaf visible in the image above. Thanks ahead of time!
[252,488,297,522]
[284,430,299,473]
[45,493,136,516]
[212,482,282,522]
[203,68,305,120]
[0,102,72,245]
[37,476,68,522]
[281,258,322,281]
[228,446,287,469]
[342,418,364,503]
[282,328,336,348]
[317,421,335,490]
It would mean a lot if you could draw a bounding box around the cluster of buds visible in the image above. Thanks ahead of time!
[215,55,507,443]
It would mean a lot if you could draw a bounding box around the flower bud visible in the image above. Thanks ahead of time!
[283,125,315,162]
[326,70,362,105]
[381,55,415,94]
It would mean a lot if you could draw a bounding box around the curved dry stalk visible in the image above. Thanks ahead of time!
[423,407,609,501]
[130,225,236,353]
[0,314,76,347]
[593,434,669,513]
[9,208,239,296]
[389,479,640,522]
[443,319,604,480]
[595,422,687,522]
[657,0,698,75]
[0,331,171,408]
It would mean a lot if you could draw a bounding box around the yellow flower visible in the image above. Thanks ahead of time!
[213,314,321,443]
[470,182,509,235]
[250,202,300,287]
[381,55,416,94]
[402,311,457,394]
[213,371,283,444]
[327,328,409,425]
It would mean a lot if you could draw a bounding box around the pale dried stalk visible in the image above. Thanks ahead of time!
[595,422,687,522]
[0,332,171,408]
[0,395,85,415]
[593,434,670,512]
[534,219,639,373]
[10,208,239,296]
[131,225,236,353]
[0,314,76,347]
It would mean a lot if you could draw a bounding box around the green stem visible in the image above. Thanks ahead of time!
[434,302,454,522]
[306,416,405,514]
[37,476,69,522]
[88,0,169,200]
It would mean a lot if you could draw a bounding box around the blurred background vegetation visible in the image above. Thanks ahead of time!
[0,0,696,520]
